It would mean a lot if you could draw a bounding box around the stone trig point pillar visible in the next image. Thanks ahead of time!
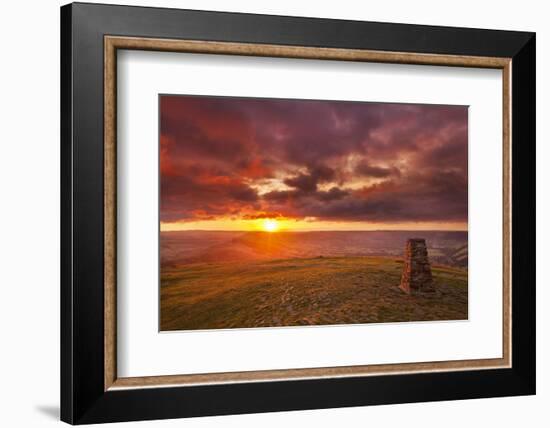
[399,238,435,294]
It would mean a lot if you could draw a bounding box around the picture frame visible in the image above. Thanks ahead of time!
[61,2,535,424]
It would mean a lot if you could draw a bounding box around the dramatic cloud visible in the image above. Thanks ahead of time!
[160,95,468,226]
[355,162,401,178]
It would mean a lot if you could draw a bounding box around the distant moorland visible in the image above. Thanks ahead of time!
[161,230,468,268]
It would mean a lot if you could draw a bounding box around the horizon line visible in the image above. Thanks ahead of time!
[161,229,468,233]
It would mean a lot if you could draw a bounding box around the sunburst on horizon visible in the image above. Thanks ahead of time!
[262,219,279,233]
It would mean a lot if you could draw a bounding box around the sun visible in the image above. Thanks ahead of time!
[262,219,279,232]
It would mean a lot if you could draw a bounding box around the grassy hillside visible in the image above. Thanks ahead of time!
[160,256,468,331]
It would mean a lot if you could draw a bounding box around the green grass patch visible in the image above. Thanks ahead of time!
[160,256,468,331]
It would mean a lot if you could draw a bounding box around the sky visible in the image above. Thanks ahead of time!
[160,95,468,232]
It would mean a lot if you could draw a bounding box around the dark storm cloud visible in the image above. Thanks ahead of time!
[160,168,259,222]
[160,95,468,224]
[355,162,401,178]
[283,164,335,192]
[259,170,466,223]
[318,187,350,201]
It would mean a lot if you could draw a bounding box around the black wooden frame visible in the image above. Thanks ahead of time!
[61,2,536,424]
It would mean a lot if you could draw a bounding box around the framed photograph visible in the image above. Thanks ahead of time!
[61,2,535,424]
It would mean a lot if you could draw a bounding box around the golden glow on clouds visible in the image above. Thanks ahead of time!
[248,177,291,195]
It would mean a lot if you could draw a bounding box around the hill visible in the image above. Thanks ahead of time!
[161,230,468,268]
[160,256,468,331]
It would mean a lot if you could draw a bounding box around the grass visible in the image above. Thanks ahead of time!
[160,256,468,331]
